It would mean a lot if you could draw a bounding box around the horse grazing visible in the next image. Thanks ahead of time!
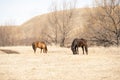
[71,38,88,55]
[32,41,47,53]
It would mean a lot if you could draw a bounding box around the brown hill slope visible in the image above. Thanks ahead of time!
[20,8,91,45]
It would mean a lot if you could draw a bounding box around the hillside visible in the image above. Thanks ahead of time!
[19,8,90,45]
[21,8,88,29]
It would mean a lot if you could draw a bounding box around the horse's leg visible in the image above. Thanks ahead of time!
[43,49,45,53]
[77,47,79,54]
[82,46,84,55]
[85,46,88,55]
[73,46,77,54]
[76,46,79,54]
[40,49,42,53]
[34,48,36,53]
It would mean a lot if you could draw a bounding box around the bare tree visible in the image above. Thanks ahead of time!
[0,26,7,46]
[47,0,77,47]
[84,0,120,46]
[0,26,22,46]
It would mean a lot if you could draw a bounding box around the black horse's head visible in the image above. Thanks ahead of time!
[71,38,79,55]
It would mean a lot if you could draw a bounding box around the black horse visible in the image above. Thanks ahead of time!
[71,38,88,55]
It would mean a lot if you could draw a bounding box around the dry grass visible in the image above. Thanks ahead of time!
[0,46,120,80]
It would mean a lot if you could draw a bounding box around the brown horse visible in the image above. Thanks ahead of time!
[71,38,88,55]
[32,41,47,53]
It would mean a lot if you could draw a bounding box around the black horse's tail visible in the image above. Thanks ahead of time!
[32,42,36,53]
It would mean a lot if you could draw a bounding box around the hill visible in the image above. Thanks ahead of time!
[0,8,92,46]
[20,8,90,45]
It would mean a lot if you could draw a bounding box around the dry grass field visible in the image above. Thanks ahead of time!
[0,46,120,80]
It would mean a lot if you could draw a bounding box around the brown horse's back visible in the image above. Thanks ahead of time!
[38,42,47,48]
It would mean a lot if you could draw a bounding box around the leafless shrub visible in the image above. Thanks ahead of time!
[0,26,22,46]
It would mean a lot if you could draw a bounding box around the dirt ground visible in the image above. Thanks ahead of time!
[0,46,120,80]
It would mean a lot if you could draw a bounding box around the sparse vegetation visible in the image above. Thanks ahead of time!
[0,46,120,80]
[0,26,22,46]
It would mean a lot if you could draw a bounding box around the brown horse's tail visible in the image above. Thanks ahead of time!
[32,42,36,53]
